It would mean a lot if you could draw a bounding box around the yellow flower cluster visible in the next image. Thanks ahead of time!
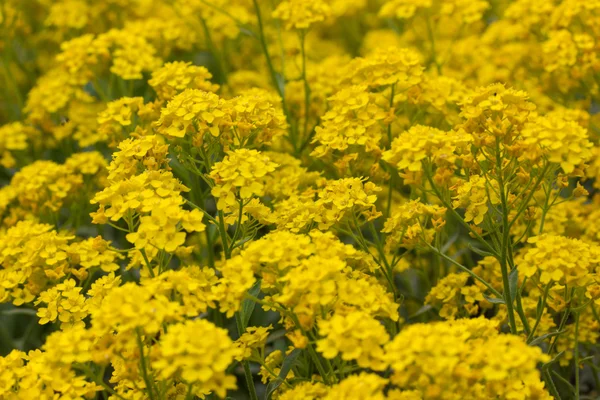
[521,114,593,174]
[156,89,226,138]
[317,311,389,371]
[382,199,446,250]
[272,0,331,30]
[153,319,241,398]
[312,85,387,157]
[3,0,600,398]
[385,318,551,399]
[383,125,472,177]
[520,235,600,285]
[343,47,423,90]
[149,61,220,100]
[210,149,278,211]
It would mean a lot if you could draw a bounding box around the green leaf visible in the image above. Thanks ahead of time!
[241,280,262,330]
[509,268,519,303]
[264,349,302,400]
[530,330,566,347]
[536,294,543,318]
[408,305,433,319]
[543,351,565,371]
[483,295,505,304]
[467,243,495,258]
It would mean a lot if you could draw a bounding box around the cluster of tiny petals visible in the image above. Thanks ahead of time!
[156,89,226,138]
[317,311,389,371]
[3,1,600,399]
[312,85,387,157]
[382,199,446,250]
[343,47,423,90]
[378,0,433,19]
[0,122,31,168]
[315,177,382,228]
[224,90,288,146]
[385,318,551,399]
[149,61,219,100]
[521,113,593,174]
[383,125,472,172]
[520,235,600,285]
[272,0,332,30]
[209,149,278,210]
[153,319,241,398]
[452,174,500,225]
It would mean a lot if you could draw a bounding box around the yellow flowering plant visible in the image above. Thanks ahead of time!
[2,0,600,399]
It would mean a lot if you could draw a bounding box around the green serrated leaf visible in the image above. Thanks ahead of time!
[508,268,518,303]
[264,349,302,400]
[241,280,262,330]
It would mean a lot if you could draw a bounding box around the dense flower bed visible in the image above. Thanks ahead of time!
[1,0,600,399]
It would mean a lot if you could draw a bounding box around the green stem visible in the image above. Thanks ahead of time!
[235,313,259,400]
[548,289,575,354]
[218,210,231,259]
[289,314,332,384]
[387,84,395,144]
[252,0,291,126]
[425,14,441,74]
[508,163,550,230]
[426,243,502,298]
[135,329,157,400]
[424,168,498,256]
[140,249,156,278]
[574,311,580,400]
[200,17,228,84]
[527,282,551,343]
[74,364,127,400]
[495,138,517,334]
[298,30,311,154]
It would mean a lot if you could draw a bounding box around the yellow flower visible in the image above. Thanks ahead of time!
[153,319,241,398]
[520,235,600,285]
[272,0,331,30]
[209,149,278,212]
[317,311,389,371]
[385,318,551,399]
[383,125,472,174]
[156,88,226,138]
[521,113,593,174]
[235,325,272,360]
[149,61,219,100]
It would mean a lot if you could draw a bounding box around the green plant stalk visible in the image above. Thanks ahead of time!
[200,17,229,84]
[548,289,575,354]
[424,168,498,256]
[289,314,333,384]
[75,364,127,400]
[135,329,157,400]
[574,311,580,400]
[508,162,550,230]
[495,139,517,334]
[252,0,291,129]
[426,243,502,298]
[514,289,531,336]
[298,30,311,154]
[527,282,551,343]
[543,369,562,400]
[235,313,259,400]
[218,210,231,259]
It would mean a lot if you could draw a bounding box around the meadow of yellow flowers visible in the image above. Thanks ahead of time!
[1,0,600,399]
